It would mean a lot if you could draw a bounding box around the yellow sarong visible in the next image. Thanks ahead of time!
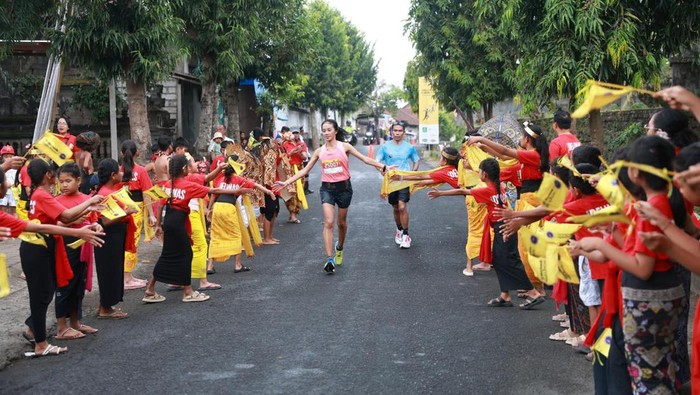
[465,195,491,261]
[124,202,144,273]
[208,201,243,262]
[189,206,208,279]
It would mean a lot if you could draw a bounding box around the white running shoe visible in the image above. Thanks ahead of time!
[395,229,403,245]
[400,234,411,249]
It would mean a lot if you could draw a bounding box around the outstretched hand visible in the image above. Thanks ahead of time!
[0,227,11,241]
[427,188,442,200]
[78,224,106,247]
[638,231,671,253]
[654,86,700,113]
[500,217,525,241]
[271,181,286,194]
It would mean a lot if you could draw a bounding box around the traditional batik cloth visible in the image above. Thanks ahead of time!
[567,283,591,335]
[208,201,243,261]
[622,285,685,394]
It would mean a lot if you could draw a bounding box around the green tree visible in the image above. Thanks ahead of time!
[0,0,55,60]
[406,0,513,129]
[472,0,700,147]
[53,0,184,159]
[336,24,378,125]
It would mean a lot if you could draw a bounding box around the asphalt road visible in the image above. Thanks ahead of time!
[0,145,593,394]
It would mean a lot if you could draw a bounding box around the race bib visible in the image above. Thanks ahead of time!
[322,159,343,175]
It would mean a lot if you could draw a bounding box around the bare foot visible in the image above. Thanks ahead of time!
[124,280,147,290]
[262,239,279,245]
[472,262,492,271]
[74,323,98,334]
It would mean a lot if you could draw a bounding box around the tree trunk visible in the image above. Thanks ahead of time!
[309,107,319,149]
[262,113,273,136]
[450,97,474,131]
[221,80,240,142]
[373,110,380,143]
[125,77,151,165]
[482,102,493,121]
[196,77,217,156]
[589,109,604,151]
[340,111,346,129]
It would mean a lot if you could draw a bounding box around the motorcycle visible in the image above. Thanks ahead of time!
[342,130,358,146]
[362,131,375,145]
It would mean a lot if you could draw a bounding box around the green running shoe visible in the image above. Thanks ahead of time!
[334,243,344,266]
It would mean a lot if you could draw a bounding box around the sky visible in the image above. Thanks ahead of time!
[324,0,416,90]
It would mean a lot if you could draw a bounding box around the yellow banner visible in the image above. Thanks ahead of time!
[144,185,169,201]
[462,144,518,175]
[418,77,439,125]
[556,246,579,284]
[34,131,73,166]
[0,253,9,298]
[596,173,627,211]
[242,195,262,246]
[101,195,127,220]
[567,205,631,227]
[112,187,140,212]
[520,225,548,257]
[457,159,481,188]
[536,172,569,211]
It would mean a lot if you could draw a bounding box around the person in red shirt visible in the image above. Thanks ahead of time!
[281,127,304,223]
[117,140,157,290]
[390,146,460,189]
[549,109,581,160]
[18,160,104,357]
[142,154,248,304]
[93,158,139,320]
[576,136,687,393]
[467,122,551,296]
[54,162,101,340]
[428,158,543,308]
[55,117,79,155]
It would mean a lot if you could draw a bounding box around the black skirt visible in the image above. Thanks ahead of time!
[94,220,126,307]
[55,235,87,318]
[20,237,56,343]
[491,221,533,292]
[153,207,192,286]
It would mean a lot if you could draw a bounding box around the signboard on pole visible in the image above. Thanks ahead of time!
[418,77,439,145]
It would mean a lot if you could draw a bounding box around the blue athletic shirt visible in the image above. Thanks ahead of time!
[374,141,420,171]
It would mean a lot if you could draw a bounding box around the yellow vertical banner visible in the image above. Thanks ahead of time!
[418,77,439,145]
[0,253,9,298]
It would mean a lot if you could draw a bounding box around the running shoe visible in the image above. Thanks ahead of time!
[395,228,403,245]
[334,243,344,266]
[323,258,335,274]
[400,234,411,249]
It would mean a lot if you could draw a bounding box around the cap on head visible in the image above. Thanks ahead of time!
[1,145,15,155]
[213,132,224,140]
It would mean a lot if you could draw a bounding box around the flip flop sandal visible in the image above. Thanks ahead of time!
[206,269,217,275]
[98,310,129,319]
[24,344,67,358]
[197,284,222,291]
[549,330,575,341]
[76,324,99,334]
[234,266,251,273]
[55,327,85,340]
[142,293,166,303]
[487,297,513,307]
[182,291,210,303]
[519,296,545,310]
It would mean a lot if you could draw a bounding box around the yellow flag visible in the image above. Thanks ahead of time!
[557,155,581,176]
[542,221,581,244]
[67,238,86,249]
[556,246,579,284]
[380,168,447,197]
[101,195,127,220]
[458,159,481,188]
[572,81,636,118]
[294,165,308,210]
[529,248,558,285]
[0,253,9,298]
[520,225,548,257]
[567,205,631,227]
[596,173,627,211]
[34,131,73,165]
[144,185,169,201]
[112,187,140,212]
[536,172,569,211]
[228,157,246,175]
[242,195,262,246]
[592,328,613,358]
[462,144,518,173]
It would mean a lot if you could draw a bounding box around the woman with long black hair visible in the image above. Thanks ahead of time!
[273,119,389,274]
